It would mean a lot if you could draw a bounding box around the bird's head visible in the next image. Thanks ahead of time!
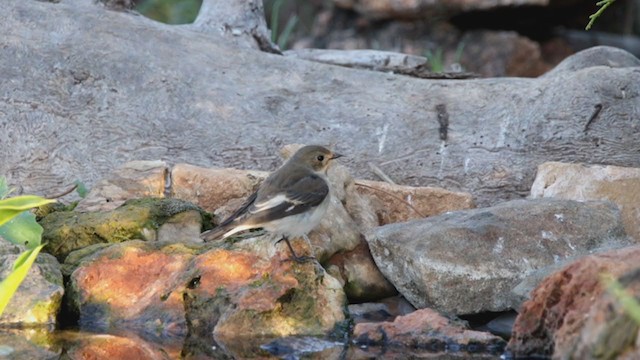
[292,145,343,173]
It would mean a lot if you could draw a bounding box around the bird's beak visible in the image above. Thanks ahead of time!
[331,152,343,160]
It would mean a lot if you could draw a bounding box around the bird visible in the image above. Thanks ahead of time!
[201,145,342,262]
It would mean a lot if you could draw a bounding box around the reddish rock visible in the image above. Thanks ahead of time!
[75,160,168,212]
[353,179,475,226]
[508,245,640,358]
[326,238,397,302]
[348,296,416,324]
[353,308,506,354]
[65,238,347,343]
[184,244,347,341]
[170,163,267,215]
[571,267,640,359]
[62,331,180,360]
[66,241,196,338]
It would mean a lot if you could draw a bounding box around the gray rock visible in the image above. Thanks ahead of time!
[2,1,640,208]
[530,161,640,242]
[365,199,631,314]
[0,242,64,326]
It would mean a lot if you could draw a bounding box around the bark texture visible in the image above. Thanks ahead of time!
[2,0,640,206]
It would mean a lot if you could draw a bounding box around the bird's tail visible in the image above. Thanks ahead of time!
[200,222,250,242]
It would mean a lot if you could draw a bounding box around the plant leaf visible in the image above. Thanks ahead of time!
[0,211,44,249]
[0,177,8,199]
[74,180,88,198]
[0,196,54,227]
[0,245,44,316]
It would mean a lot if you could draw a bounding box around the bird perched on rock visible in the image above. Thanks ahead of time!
[201,145,342,262]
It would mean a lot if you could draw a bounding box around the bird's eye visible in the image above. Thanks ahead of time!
[317,155,325,162]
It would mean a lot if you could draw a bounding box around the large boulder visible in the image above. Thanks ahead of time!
[366,198,631,314]
[2,1,640,207]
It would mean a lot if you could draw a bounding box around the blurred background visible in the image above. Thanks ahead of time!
[133,0,639,77]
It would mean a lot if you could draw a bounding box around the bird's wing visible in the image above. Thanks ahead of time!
[218,191,258,227]
[200,191,257,241]
[247,174,329,223]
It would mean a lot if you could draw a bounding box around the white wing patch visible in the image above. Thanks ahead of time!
[251,193,302,213]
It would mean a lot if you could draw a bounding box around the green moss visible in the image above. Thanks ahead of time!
[39,198,208,262]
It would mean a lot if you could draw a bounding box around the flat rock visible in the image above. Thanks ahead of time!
[352,308,506,356]
[76,160,168,212]
[508,245,640,359]
[354,179,475,226]
[170,163,268,215]
[531,161,640,242]
[366,198,630,314]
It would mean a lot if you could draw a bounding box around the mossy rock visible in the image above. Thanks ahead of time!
[40,198,212,262]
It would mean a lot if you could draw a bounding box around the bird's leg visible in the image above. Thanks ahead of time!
[279,236,316,263]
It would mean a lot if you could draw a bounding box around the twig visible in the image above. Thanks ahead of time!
[586,0,617,30]
[354,181,425,218]
[47,184,78,199]
[368,162,396,185]
[584,103,603,132]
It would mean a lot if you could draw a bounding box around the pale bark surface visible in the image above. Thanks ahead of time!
[2,0,639,206]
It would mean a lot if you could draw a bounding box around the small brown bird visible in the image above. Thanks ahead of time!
[201,145,342,262]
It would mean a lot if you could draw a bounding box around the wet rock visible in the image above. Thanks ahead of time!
[366,199,631,314]
[0,328,61,359]
[75,160,168,212]
[348,296,416,324]
[183,238,348,342]
[352,308,506,356]
[508,245,640,359]
[63,235,347,347]
[0,242,63,326]
[59,330,181,360]
[260,336,344,359]
[354,179,475,226]
[325,238,397,302]
[530,161,640,242]
[41,198,207,261]
[65,240,197,339]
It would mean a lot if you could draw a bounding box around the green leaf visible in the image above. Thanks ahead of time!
[0,211,44,249]
[74,180,88,199]
[0,245,44,316]
[0,177,8,199]
[0,196,54,227]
